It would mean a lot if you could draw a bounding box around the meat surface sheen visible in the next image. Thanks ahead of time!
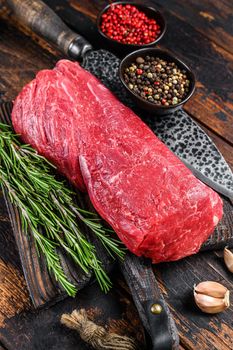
[12,60,223,263]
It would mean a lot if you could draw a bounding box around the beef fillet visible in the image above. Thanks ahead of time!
[12,60,223,263]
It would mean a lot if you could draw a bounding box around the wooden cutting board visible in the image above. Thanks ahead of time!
[0,101,233,309]
[0,2,233,349]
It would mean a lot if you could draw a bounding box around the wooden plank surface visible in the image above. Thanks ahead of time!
[0,8,146,349]
[47,0,233,146]
[0,0,232,349]
[0,274,145,350]
[0,99,113,308]
[154,0,233,55]
[156,251,233,349]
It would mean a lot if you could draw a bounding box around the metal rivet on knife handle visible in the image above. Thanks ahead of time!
[151,303,163,314]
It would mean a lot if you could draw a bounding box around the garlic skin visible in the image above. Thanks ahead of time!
[195,281,228,298]
[194,281,230,314]
[224,247,233,273]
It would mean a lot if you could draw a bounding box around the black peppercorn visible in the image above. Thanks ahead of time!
[124,56,190,106]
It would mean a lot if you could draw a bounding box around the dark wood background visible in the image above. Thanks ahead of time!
[0,0,232,349]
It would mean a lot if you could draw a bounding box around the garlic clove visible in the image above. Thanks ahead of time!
[194,281,228,298]
[194,291,230,314]
[224,247,233,273]
[194,281,230,314]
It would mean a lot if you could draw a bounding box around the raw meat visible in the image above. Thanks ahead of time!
[12,60,223,263]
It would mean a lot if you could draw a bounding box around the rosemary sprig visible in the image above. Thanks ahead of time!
[0,123,124,296]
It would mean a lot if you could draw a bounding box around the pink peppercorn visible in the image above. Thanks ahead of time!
[100,4,160,45]
[136,69,143,75]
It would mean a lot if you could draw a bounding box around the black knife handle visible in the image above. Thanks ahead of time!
[120,253,179,350]
[6,0,92,60]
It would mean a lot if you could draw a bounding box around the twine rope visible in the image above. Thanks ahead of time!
[61,309,137,350]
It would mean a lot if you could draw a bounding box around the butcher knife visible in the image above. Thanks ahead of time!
[0,101,178,350]
[6,0,233,249]
[5,0,233,203]
[4,1,179,349]
[3,1,233,349]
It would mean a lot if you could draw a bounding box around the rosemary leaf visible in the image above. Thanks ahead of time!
[0,123,125,296]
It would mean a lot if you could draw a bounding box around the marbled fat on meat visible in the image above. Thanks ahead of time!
[12,60,223,263]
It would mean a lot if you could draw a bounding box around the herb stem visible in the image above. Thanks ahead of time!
[0,123,124,296]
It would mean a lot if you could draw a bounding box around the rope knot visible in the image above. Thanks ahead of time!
[61,308,137,350]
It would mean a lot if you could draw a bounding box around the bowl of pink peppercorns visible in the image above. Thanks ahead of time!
[97,2,166,51]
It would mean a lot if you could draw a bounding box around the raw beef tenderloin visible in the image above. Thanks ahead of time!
[12,60,223,263]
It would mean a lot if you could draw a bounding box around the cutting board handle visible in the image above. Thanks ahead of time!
[6,0,92,60]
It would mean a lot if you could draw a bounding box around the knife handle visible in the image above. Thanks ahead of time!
[120,253,179,350]
[6,0,92,60]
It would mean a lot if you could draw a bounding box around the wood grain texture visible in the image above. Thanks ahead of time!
[1,0,233,146]
[147,0,233,145]
[0,174,31,330]
[0,19,58,101]
[154,0,233,55]
[0,0,232,349]
[7,0,92,60]
[7,0,79,55]
[0,0,61,58]
[120,253,179,349]
[47,0,233,146]
[0,273,145,350]
[8,1,232,252]
[0,93,232,309]
[0,101,181,348]
[0,101,115,308]
[155,250,233,350]
[0,102,62,308]
[0,258,30,328]
[0,193,20,267]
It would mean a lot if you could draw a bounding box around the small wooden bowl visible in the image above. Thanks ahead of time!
[119,48,196,115]
[96,2,166,53]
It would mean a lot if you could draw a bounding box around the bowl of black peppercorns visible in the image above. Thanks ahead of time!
[119,48,195,115]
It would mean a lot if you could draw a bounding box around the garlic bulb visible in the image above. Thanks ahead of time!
[224,247,233,273]
[194,281,230,314]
